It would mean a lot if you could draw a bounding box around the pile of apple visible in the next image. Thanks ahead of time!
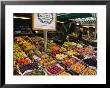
[46,65,62,75]
[15,57,32,66]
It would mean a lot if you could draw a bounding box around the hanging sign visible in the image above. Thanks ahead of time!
[32,13,56,31]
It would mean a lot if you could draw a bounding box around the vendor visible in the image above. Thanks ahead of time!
[82,28,90,45]
[77,27,83,42]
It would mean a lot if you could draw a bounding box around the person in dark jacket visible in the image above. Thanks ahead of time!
[77,28,83,42]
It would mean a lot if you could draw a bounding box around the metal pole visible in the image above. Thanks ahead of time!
[44,31,47,52]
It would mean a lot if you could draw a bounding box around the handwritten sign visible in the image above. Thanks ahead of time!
[32,13,56,31]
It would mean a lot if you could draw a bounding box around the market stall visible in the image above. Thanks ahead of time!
[13,13,97,76]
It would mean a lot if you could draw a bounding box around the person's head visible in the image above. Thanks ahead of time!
[87,30,90,34]
[80,28,83,32]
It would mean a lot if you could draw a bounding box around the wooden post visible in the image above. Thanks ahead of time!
[44,31,48,52]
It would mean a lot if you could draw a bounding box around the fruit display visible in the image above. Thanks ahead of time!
[13,43,22,52]
[39,59,56,67]
[62,57,77,66]
[56,54,68,61]
[51,46,60,52]
[71,62,86,74]
[39,54,56,66]
[59,47,67,53]
[66,50,79,56]
[81,67,96,75]
[15,37,35,51]
[50,46,60,55]
[76,43,83,48]
[59,71,70,75]
[14,35,97,76]
[75,46,96,58]
[83,59,97,67]
[18,63,38,74]
[34,50,42,57]
[63,41,73,46]
[24,70,45,75]
[13,43,26,60]
[46,65,63,75]
[63,41,96,58]
[14,52,25,60]
[15,57,32,66]
[75,47,85,53]
[74,54,84,60]
[22,36,45,50]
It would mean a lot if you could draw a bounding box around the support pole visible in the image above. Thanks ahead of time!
[44,31,47,52]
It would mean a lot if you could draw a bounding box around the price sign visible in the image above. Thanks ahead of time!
[32,13,56,31]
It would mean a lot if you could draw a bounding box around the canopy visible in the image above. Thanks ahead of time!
[57,13,93,21]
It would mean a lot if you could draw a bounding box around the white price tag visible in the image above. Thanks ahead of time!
[33,55,41,61]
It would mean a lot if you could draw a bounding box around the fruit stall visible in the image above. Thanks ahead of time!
[13,13,97,76]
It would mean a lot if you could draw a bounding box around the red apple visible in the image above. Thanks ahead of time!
[17,59,21,63]
[21,58,25,63]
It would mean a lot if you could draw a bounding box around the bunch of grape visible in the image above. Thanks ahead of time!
[46,65,62,74]
[19,63,38,73]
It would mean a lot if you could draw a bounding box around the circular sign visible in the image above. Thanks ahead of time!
[38,13,54,24]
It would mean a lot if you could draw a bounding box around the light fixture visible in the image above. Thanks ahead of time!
[57,14,61,16]
[35,31,38,33]
[20,17,30,19]
[13,16,21,18]
[56,21,64,23]
[14,16,30,19]
[76,23,79,25]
